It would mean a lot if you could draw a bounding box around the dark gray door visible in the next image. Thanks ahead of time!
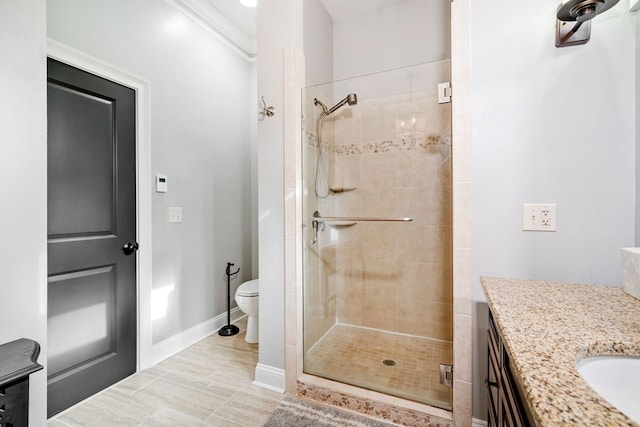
[47,58,137,417]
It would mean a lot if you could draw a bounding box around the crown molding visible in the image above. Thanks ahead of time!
[170,0,256,61]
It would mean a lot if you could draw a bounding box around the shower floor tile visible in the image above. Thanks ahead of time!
[304,324,453,409]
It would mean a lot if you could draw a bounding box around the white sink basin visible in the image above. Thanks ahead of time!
[576,356,640,423]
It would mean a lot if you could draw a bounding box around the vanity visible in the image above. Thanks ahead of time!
[482,277,640,426]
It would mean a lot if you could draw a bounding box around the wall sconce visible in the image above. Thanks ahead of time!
[555,0,619,47]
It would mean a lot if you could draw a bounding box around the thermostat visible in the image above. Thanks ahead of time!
[156,174,168,193]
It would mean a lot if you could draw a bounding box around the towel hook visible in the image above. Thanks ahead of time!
[260,96,275,118]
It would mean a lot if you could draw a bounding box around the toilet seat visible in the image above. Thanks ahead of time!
[237,279,258,297]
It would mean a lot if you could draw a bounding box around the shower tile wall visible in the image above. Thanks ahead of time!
[305,85,452,343]
[335,88,451,341]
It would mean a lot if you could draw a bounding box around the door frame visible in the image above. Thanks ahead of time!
[47,39,152,371]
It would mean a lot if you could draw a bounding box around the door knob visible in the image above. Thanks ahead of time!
[123,242,139,255]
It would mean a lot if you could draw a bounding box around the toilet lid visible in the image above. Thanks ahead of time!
[237,279,259,297]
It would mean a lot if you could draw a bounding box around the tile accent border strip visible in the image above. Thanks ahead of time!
[304,129,451,156]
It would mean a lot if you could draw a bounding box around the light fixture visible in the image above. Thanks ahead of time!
[240,0,257,7]
[555,0,620,47]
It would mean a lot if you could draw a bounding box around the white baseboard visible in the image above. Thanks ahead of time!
[253,363,285,393]
[150,307,244,365]
[472,418,488,427]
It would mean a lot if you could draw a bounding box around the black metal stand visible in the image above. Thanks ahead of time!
[219,262,240,336]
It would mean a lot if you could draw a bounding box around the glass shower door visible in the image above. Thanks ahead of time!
[302,60,453,410]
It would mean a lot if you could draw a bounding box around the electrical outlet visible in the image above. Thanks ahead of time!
[523,203,556,232]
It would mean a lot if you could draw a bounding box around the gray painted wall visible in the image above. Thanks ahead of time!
[0,0,48,422]
[47,0,255,344]
[332,0,451,81]
[471,0,635,420]
[303,0,334,87]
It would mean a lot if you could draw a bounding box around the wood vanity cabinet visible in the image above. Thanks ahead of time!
[487,310,532,427]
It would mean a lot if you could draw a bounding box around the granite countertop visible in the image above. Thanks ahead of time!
[481,276,640,427]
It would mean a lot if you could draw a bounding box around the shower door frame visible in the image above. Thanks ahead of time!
[300,61,454,410]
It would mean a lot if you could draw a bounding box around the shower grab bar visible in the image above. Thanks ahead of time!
[310,216,413,222]
[309,212,412,244]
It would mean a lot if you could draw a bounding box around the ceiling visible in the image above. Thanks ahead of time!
[207,0,256,38]
[182,0,406,58]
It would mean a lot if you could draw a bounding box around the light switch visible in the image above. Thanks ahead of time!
[169,207,182,223]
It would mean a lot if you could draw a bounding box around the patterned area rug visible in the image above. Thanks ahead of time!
[262,397,399,427]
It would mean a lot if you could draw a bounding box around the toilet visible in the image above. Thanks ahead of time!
[235,279,259,343]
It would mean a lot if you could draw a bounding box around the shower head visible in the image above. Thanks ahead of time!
[555,0,619,47]
[327,93,358,115]
[314,93,358,117]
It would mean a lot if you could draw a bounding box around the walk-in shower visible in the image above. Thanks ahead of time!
[302,60,453,410]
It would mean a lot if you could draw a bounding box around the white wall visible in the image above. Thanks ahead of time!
[332,0,451,81]
[0,0,48,423]
[48,0,255,344]
[471,0,636,420]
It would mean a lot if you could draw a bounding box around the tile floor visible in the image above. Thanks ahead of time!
[304,324,453,410]
[47,319,283,426]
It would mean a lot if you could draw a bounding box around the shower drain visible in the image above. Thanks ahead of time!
[382,359,396,366]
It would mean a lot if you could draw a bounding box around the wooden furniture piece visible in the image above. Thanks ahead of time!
[0,339,43,426]
[487,310,532,427]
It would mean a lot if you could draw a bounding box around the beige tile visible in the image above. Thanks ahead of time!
[284,187,296,239]
[284,238,296,294]
[285,343,298,393]
[205,391,280,427]
[140,407,213,426]
[285,290,297,346]
[112,367,165,395]
[453,181,472,228]
[304,324,453,409]
[131,373,233,420]
[47,319,277,427]
[56,388,156,426]
[453,380,472,427]
[453,314,472,383]
[333,155,362,190]
[453,248,473,316]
